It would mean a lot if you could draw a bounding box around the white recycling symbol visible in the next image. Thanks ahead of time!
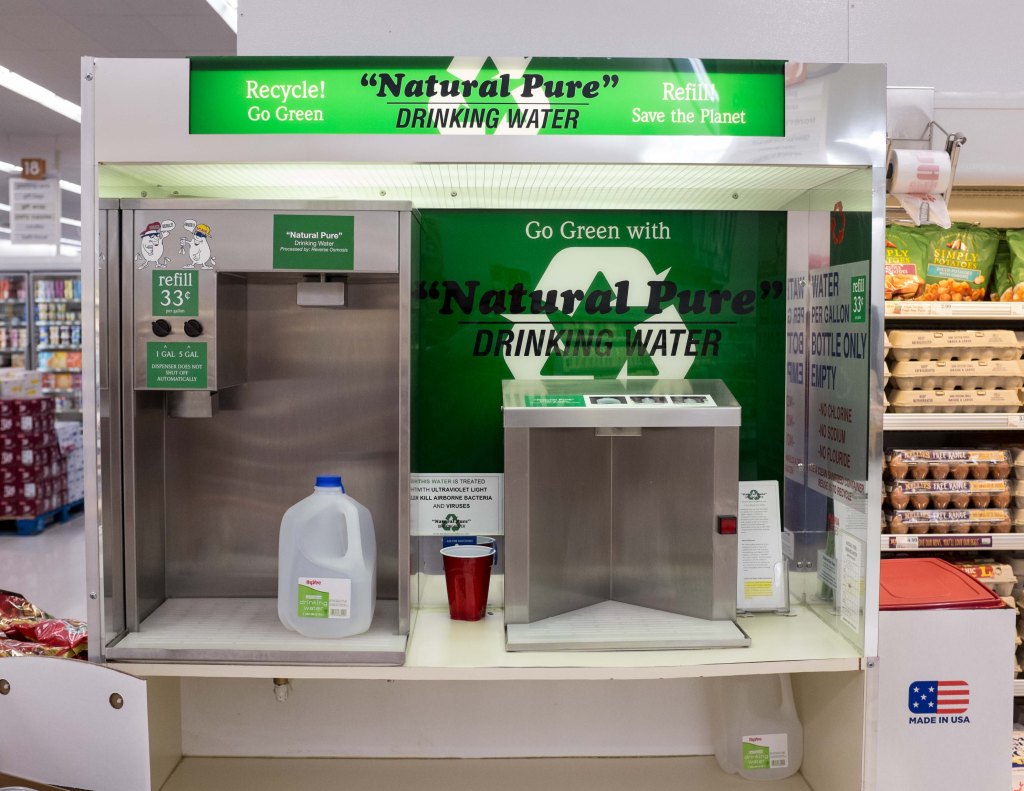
[429,56,546,136]
[501,247,695,381]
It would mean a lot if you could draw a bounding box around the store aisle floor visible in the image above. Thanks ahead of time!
[0,513,87,621]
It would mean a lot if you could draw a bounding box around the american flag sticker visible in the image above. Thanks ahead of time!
[908,680,970,715]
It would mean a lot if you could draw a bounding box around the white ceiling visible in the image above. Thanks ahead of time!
[0,0,236,252]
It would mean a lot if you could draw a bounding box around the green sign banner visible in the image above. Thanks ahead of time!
[413,210,787,481]
[524,394,586,408]
[273,214,354,269]
[190,57,784,137]
[152,270,199,317]
[146,342,208,389]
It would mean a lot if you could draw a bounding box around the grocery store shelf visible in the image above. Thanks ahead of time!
[43,388,78,395]
[0,347,27,353]
[882,533,1024,551]
[884,413,1024,431]
[1014,680,1024,697]
[35,298,80,304]
[110,602,861,680]
[41,367,81,373]
[0,299,26,304]
[885,301,1024,320]
[35,321,80,327]
[159,756,815,791]
[36,344,81,351]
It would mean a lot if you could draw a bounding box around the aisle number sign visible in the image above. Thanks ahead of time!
[190,57,784,137]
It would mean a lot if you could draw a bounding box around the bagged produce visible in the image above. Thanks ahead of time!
[993,229,1024,302]
[884,224,928,300]
[918,223,1000,302]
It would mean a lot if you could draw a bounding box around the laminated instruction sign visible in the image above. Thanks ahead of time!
[806,260,870,507]
[190,57,784,137]
[146,342,207,389]
[411,209,786,533]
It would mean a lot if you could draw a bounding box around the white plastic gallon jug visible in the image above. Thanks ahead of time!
[710,673,803,781]
[277,475,377,638]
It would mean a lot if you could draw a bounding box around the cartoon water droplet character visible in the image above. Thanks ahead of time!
[180,222,216,270]
[135,221,173,269]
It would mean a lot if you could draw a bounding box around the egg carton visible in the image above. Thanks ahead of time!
[883,360,890,389]
[888,388,1021,413]
[953,562,1017,597]
[1008,448,1024,480]
[887,329,1020,362]
[885,478,1012,510]
[886,449,1013,480]
[888,359,1024,391]
[885,508,1013,535]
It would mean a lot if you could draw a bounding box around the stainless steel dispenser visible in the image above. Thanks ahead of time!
[99,200,413,664]
[503,378,749,651]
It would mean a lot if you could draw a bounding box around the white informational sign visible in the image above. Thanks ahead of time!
[737,481,787,612]
[837,530,865,635]
[8,177,60,245]
[411,473,502,536]
[807,260,870,507]
[876,608,1014,791]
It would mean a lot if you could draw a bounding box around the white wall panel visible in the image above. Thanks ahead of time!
[851,0,1024,94]
[238,0,850,62]
[181,677,712,758]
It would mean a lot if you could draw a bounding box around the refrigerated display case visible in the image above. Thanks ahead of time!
[32,272,83,418]
[0,272,30,369]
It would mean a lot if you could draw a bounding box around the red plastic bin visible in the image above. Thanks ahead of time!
[879,557,1004,610]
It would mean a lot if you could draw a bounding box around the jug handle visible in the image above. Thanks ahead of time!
[337,496,364,561]
[778,673,798,716]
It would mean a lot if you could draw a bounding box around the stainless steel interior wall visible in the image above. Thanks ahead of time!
[157,274,401,599]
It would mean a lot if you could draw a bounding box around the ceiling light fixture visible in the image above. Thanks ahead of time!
[205,0,238,33]
[0,65,81,122]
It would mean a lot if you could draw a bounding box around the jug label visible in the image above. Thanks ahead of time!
[742,733,788,770]
[297,577,352,619]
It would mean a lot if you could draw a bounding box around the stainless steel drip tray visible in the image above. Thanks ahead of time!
[505,601,751,652]
[106,598,406,665]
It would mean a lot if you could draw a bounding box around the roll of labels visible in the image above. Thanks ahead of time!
[886,148,953,227]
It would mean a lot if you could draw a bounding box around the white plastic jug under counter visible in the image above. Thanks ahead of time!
[277,475,377,638]
[710,673,804,781]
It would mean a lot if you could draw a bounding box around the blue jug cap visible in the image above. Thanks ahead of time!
[315,475,344,491]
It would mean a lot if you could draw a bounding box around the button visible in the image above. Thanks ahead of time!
[717,515,737,535]
[184,319,204,338]
[152,319,171,337]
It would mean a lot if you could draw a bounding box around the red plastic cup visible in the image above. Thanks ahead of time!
[441,545,495,621]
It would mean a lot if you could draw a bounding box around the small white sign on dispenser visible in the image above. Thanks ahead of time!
[737,480,788,613]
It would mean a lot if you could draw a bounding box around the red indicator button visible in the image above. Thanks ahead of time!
[718,515,737,535]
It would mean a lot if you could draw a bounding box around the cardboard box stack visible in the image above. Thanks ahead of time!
[0,371,67,518]
[55,420,84,504]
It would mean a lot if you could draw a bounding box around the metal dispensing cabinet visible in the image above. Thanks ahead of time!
[96,200,413,665]
[503,378,750,651]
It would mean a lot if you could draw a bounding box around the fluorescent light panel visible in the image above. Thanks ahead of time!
[0,202,82,227]
[205,0,238,33]
[0,65,81,122]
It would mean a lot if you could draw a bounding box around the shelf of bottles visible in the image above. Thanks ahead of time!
[33,274,82,416]
[0,274,30,368]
